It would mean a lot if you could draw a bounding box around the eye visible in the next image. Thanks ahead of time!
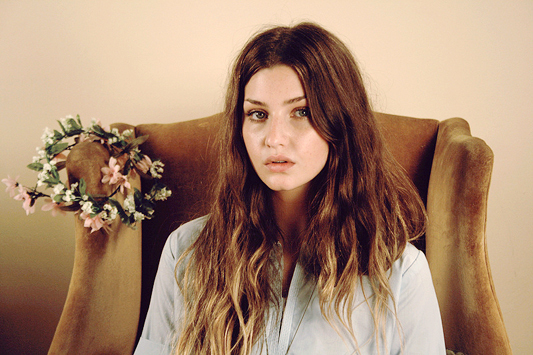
[246,110,267,121]
[293,107,310,118]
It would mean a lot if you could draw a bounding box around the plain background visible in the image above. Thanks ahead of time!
[1,1,531,353]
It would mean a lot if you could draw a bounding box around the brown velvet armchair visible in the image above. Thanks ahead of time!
[52,112,511,354]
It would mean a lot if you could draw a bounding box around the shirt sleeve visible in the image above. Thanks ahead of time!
[134,338,172,355]
[392,245,446,355]
[134,216,207,355]
[134,231,177,355]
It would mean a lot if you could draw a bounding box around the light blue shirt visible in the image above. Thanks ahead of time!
[135,216,445,354]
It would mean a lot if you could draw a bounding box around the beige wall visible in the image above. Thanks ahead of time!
[1,1,531,353]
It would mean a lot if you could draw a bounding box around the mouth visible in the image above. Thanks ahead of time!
[265,156,294,172]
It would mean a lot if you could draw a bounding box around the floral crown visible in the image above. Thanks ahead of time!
[2,115,171,233]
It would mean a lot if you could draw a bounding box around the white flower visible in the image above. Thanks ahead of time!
[63,189,74,202]
[41,127,54,144]
[124,194,136,213]
[42,163,52,173]
[133,211,145,221]
[51,183,66,199]
[35,148,46,159]
[53,183,65,195]
[121,129,134,139]
[99,210,109,220]
[103,203,118,220]
[150,161,165,179]
[81,201,93,214]
[154,187,172,201]
[37,171,48,182]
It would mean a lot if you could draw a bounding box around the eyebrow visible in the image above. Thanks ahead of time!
[244,96,307,106]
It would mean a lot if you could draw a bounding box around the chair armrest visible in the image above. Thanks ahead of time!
[49,125,141,354]
[426,117,511,354]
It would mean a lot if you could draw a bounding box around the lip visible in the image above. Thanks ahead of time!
[265,155,295,173]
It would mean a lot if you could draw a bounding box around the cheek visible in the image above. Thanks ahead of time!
[242,127,259,163]
[307,135,329,165]
[315,140,329,170]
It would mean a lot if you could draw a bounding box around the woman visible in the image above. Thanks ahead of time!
[135,23,445,354]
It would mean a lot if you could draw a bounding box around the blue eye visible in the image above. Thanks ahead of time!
[294,108,309,118]
[247,110,267,121]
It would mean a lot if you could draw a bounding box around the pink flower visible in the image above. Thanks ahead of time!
[14,186,35,215]
[2,175,19,197]
[135,155,152,174]
[101,157,131,193]
[118,179,131,193]
[41,198,67,217]
[80,211,111,234]
[101,157,122,185]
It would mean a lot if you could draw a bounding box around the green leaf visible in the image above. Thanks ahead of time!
[133,188,143,205]
[91,124,105,135]
[91,125,116,140]
[53,130,63,140]
[58,120,67,134]
[48,142,69,156]
[27,162,44,171]
[66,129,84,137]
[79,178,87,196]
[123,135,149,152]
[51,167,60,180]
[44,177,60,186]
[67,118,81,131]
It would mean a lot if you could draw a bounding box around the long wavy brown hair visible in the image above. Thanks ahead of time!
[174,22,426,354]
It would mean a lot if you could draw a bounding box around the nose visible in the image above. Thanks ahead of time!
[265,114,289,148]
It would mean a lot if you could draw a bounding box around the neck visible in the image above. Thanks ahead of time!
[271,186,309,253]
[272,187,310,297]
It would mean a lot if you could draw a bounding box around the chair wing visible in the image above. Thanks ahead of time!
[426,117,511,354]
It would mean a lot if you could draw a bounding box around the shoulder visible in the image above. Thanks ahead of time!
[162,215,208,262]
[138,216,208,350]
[388,243,441,320]
[389,243,446,353]
[388,242,435,302]
[394,242,429,278]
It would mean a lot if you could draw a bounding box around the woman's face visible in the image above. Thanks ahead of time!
[242,65,329,197]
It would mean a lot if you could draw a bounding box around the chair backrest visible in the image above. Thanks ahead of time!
[132,112,440,335]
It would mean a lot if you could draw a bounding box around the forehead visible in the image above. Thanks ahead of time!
[244,65,305,101]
